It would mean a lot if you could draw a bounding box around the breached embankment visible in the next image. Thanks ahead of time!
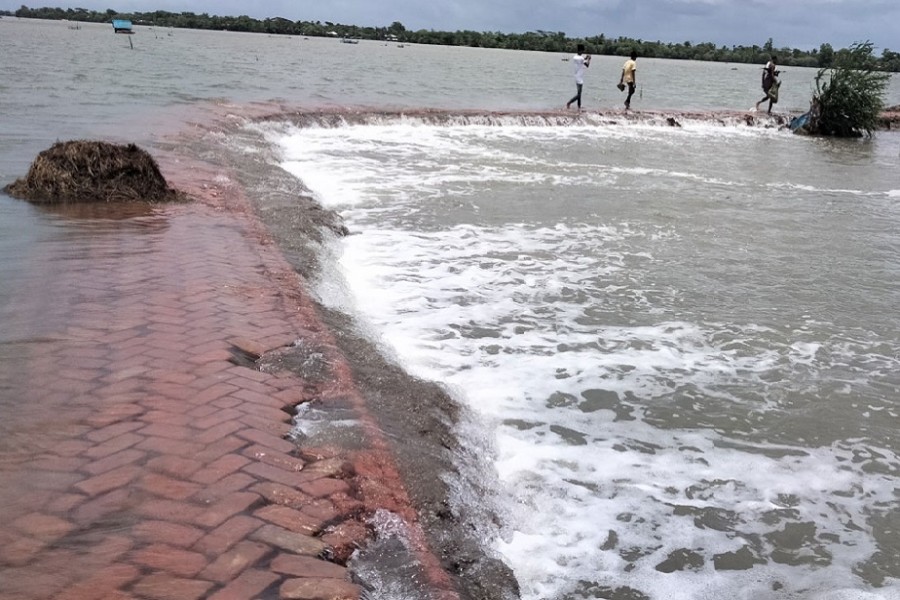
[151,103,900,600]
[155,106,524,600]
[249,105,900,131]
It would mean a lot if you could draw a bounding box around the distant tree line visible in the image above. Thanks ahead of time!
[5,5,900,72]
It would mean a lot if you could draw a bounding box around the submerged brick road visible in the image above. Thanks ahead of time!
[0,176,375,599]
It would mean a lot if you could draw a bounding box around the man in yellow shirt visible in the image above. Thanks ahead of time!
[619,51,637,110]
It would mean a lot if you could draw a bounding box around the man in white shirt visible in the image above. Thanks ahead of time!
[566,44,591,111]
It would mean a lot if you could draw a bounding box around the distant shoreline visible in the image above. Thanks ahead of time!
[4,10,900,72]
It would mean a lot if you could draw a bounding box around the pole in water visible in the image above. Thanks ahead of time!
[129,36,133,50]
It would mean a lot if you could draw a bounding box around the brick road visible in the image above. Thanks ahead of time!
[0,167,416,599]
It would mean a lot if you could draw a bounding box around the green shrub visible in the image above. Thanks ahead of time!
[808,41,891,137]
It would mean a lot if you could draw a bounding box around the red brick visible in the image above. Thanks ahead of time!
[190,382,239,405]
[57,366,101,382]
[147,369,197,385]
[239,403,293,424]
[251,482,312,510]
[253,505,325,536]
[241,414,294,439]
[251,524,327,556]
[0,534,45,566]
[86,421,144,443]
[135,498,203,524]
[56,563,141,600]
[30,456,89,472]
[72,489,133,525]
[88,534,135,563]
[192,515,263,556]
[75,464,141,497]
[46,493,87,514]
[243,444,305,472]
[273,388,307,408]
[270,554,349,579]
[191,453,250,485]
[136,436,204,457]
[50,439,92,457]
[227,374,277,395]
[207,568,279,600]
[186,403,219,419]
[212,395,243,409]
[279,577,362,600]
[193,472,257,503]
[146,455,203,479]
[298,478,351,499]
[84,432,144,459]
[299,498,342,523]
[199,541,270,582]
[140,410,194,427]
[147,381,197,401]
[85,403,145,427]
[242,460,308,488]
[193,419,245,444]
[229,365,272,383]
[193,436,248,463]
[83,449,146,475]
[132,521,205,548]
[194,492,261,528]
[11,513,75,542]
[0,563,70,598]
[297,458,351,481]
[187,348,233,365]
[94,378,144,398]
[193,407,244,430]
[232,388,284,410]
[321,521,369,563]
[138,423,195,441]
[236,427,296,454]
[131,573,214,600]
[138,472,201,501]
[131,543,208,578]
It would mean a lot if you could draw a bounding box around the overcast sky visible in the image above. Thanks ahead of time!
[2,0,897,51]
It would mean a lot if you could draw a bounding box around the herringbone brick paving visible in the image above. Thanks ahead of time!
[0,197,366,599]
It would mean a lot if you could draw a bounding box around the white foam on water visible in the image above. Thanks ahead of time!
[264,121,900,600]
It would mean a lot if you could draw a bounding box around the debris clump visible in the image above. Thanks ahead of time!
[4,140,183,204]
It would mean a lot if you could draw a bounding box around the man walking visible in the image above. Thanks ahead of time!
[566,44,591,111]
[619,51,637,110]
[755,55,780,114]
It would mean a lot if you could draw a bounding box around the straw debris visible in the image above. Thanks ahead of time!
[4,140,183,204]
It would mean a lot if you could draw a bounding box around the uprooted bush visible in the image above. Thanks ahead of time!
[4,140,184,204]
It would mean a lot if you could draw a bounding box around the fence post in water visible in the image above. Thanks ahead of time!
[128,36,133,50]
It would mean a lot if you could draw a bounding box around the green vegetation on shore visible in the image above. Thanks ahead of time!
[5,5,900,72]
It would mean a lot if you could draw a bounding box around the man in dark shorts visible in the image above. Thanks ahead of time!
[755,55,780,114]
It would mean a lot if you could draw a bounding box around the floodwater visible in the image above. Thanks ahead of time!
[2,17,900,600]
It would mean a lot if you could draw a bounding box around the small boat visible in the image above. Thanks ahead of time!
[111,19,133,34]
[341,38,359,44]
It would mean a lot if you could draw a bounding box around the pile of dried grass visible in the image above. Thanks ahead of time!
[4,140,183,204]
